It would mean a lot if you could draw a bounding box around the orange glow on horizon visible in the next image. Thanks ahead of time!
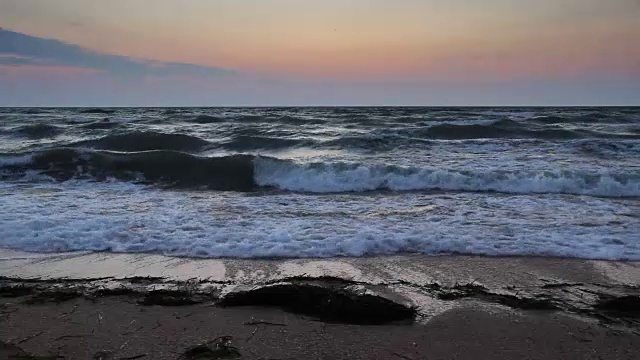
[1,0,639,82]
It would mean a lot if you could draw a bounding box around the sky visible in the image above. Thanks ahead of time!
[0,0,639,106]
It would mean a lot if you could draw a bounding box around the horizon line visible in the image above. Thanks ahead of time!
[1,104,639,108]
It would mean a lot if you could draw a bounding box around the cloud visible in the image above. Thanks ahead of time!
[0,54,43,66]
[0,27,235,77]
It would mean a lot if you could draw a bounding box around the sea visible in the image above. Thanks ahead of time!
[0,107,638,260]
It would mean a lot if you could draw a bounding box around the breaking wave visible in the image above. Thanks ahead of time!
[3,150,635,197]
[254,157,640,197]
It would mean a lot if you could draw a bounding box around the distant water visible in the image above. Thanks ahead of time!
[0,107,639,260]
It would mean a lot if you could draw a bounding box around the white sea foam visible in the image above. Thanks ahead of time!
[0,182,638,260]
[254,157,640,197]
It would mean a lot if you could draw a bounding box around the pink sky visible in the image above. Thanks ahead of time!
[1,0,639,105]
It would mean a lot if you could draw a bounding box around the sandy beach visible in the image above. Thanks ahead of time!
[1,250,639,359]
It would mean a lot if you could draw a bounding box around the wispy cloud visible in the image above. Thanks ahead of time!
[0,27,235,77]
[0,54,43,66]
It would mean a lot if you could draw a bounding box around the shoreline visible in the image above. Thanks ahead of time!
[2,250,639,359]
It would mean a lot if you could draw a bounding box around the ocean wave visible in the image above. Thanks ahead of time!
[424,122,516,139]
[321,135,406,151]
[73,131,212,152]
[421,120,640,140]
[188,114,264,123]
[576,140,640,157]
[2,150,639,197]
[423,120,582,140]
[0,148,256,191]
[79,108,116,114]
[188,115,228,123]
[254,157,640,197]
[221,135,307,151]
[572,111,621,123]
[276,115,328,125]
[163,109,188,115]
[80,119,123,129]
[16,123,63,139]
[16,108,55,115]
[530,115,568,124]
[475,110,537,118]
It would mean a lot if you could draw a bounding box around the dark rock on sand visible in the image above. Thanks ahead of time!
[0,285,33,298]
[219,283,416,325]
[425,282,559,310]
[139,289,203,306]
[179,336,241,359]
[595,295,640,316]
[25,290,82,304]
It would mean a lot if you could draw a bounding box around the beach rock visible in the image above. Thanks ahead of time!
[595,295,640,316]
[219,283,415,325]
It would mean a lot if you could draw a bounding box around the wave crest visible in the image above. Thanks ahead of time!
[16,123,63,138]
[424,120,581,140]
[2,151,639,197]
[255,157,640,197]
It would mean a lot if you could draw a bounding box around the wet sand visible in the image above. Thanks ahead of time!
[1,250,639,359]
